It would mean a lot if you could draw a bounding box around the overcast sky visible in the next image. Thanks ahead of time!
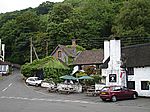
[0,0,64,13]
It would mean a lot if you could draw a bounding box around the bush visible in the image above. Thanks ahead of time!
[21,56,72,83]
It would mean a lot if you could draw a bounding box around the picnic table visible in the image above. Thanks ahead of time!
[86,89,101,96]
[86,85,101,96]
[58,87,76,94]
[47,86,58,93]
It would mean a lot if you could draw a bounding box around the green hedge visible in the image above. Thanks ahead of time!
[21,56,72,83]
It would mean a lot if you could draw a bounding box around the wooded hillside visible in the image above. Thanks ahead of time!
[0,0,150,64]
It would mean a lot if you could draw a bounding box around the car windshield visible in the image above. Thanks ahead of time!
[34,78,39,80]
[101,87,110,92]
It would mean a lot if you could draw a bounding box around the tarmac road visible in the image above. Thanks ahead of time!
[0,69,150,112]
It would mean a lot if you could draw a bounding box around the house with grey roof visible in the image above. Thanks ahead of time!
[50,39,77,65]
[102,39,150,97]
[121,43,150,97]
[72,49,104,75]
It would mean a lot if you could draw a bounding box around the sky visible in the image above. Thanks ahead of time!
[0,0,64,13]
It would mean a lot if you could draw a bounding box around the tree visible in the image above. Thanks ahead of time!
[21,56,71,83]
[36,1,54,15]
[112,0,150,45]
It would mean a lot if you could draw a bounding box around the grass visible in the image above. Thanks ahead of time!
[0,76,3,80]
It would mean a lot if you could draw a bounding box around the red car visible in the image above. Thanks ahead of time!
[100,85,138,102]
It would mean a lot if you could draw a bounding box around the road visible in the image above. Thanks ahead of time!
[0,69,150,112]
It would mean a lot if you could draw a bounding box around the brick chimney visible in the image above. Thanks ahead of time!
[72,39,77,57]
[72,39,76,47]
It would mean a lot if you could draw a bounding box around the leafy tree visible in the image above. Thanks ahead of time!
[1,0,149,65]
[36,1,54,15]
[21,56,71,83]
[112,0,150,45]
[15,11,41,33]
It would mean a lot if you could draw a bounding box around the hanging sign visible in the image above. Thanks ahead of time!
[109,74,116,82]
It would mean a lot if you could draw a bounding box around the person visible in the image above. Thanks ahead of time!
[70,80,74,84]
[64,80,68,84]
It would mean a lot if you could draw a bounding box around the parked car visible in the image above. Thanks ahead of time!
[41,79,55,88]
[100,85,138,102]
[26,77,43,87]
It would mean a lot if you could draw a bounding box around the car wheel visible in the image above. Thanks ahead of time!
[35,83,39,87]
[101,98,106,101]
[93,93,97,97]
[133,94,137,99]
[111,96,117,102]
[26,82,30,86]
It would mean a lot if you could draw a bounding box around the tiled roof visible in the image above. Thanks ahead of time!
[73,49,104,65]
[122,43,150,67]
[51,45,75,57]
[58,45,75,57]
[0,61,11,65]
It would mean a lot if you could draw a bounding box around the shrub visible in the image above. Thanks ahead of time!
[21,56,72,83]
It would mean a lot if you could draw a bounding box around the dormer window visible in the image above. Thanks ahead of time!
[58,51,62,58]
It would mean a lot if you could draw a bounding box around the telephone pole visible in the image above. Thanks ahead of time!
[30,37,39,63]
[46,40,48,56]
[33,45,39,60]
[30,37,33,63]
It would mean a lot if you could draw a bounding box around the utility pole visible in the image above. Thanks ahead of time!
[46,40,48,56]
[30,37,39,63]
[30,37,33,63]
[2,44,5,62]
[33,45,39,60]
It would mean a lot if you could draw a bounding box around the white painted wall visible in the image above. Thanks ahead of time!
[102,39,150,97]
[103,40,110,63]
[102,40,124,86]
[128,67,150,97]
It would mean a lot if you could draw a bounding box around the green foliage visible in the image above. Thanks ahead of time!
[21,56,72,83]
[35,1,54,15]
[92,75,102,84]
[83,75,102,85]
[66,45,85,52]
[83,66,96,75]
[76,71,87,77]
[0,76,3,80]
[112,0,150,45]
[0,0,149,64]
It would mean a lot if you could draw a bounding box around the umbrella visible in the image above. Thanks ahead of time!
[60,75,77,80]
[78,75,93,80]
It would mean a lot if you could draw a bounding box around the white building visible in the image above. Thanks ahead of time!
[0,61,10,75]
[102,40,150,97]
[0,39,10,76]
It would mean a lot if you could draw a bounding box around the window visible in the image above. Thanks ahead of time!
[127,81,135,90]
[127,67,134,75]
[112,86,122,91]
[141,81,149,90]
[58,51,62,58]
[101,87,110,92]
